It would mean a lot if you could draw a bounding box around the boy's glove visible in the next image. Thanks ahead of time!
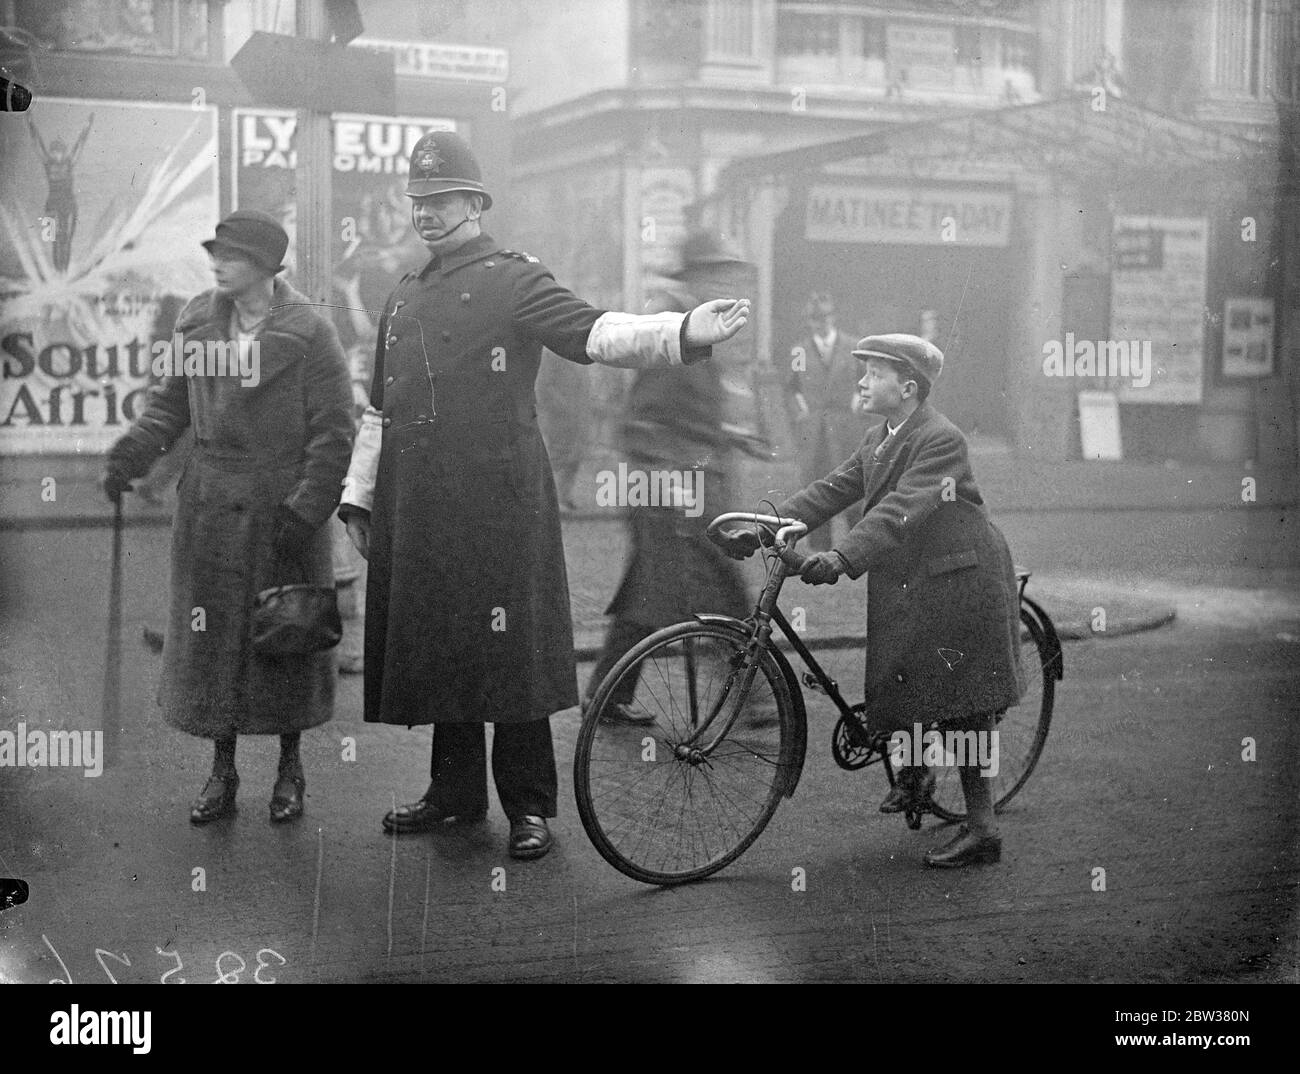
[799,551,848,585]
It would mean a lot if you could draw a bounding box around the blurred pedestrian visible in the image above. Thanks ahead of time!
[782,293,861,551]
[101,210,354,825]
[338,132,749,861]
[584,229,767,720]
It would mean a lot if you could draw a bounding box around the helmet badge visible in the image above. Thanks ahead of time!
[416,146,444,175]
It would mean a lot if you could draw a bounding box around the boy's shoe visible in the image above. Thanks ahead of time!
[923,825,1001,868]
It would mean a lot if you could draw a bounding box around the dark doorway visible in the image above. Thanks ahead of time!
[772,185,1018,438]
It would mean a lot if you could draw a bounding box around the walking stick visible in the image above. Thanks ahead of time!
[100,496,124,769]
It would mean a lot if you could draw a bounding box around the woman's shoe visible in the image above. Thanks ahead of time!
[508,815,554,860]
[269,771,306,823]
[190,772,238,824]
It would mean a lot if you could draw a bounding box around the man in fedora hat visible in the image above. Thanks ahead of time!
[101,209,354,825]
[584,229,768,720]
[339,132,750,861]
[714,333,1024,867]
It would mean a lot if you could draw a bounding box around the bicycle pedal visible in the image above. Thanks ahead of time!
[802,672,824,693]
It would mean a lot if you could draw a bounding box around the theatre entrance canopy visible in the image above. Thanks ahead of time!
[706,93,1278,460]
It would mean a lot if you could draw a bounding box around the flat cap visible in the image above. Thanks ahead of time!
[852,333,944,387]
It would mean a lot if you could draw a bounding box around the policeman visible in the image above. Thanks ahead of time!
[340,131,749,860]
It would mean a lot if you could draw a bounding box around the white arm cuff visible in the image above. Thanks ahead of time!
[585,311,686,369]
[340,404,383,513]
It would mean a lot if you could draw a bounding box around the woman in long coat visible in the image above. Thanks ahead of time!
[103,210,353,825]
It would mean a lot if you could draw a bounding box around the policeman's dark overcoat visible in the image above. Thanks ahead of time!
[363,232,609,725]
[778,401,1025,730]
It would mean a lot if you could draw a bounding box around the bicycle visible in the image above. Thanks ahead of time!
[573,512,1064,886]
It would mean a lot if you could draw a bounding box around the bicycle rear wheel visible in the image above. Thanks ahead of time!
[574,621,797,885]
[925,607,1055,821]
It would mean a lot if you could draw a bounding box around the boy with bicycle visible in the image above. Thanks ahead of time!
[714,334,1024,867]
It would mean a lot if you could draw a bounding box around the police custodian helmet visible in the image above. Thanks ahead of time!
[405,130,493,210]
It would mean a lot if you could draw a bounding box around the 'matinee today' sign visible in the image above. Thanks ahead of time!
[806,184,1012,247]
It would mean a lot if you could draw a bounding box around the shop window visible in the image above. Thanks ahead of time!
[13,0,210,59]
[776,9,838,58]
[955,24,985,68]
[1209,0,1298,100]
[706,0,760,60]
[857,17,885,61]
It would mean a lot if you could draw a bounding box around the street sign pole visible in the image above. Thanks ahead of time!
[295,0,333,311]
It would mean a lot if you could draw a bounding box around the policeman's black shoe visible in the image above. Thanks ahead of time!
[879,768,936,813]
[141,626,165,653]
[190,771,238,824]
[508,815,553,860]
[269,771,305,823]
[923,825,1001,868]
[383,794,488,834]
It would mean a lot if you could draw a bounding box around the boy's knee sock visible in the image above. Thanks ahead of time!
[959,712,998,837]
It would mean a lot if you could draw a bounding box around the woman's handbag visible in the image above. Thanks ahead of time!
[252,550,342,655]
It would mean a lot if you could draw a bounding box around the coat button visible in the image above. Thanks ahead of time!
[441,331,451,341]
[385,375,395,385]
[460,293,471,303]
[381,417,392,427]
[895,672,906,683]
[387,335,398,346]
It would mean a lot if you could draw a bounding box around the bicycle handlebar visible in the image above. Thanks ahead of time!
[706,512,809,572]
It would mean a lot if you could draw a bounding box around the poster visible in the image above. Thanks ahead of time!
[0,98,218,454]
[1110,216,1208,404]
[1222,296,1275,378]
[231,109,459,401]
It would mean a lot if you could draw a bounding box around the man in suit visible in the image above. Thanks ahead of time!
[782,293,861,551]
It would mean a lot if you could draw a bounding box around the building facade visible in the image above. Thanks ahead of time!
[495,0,1296,468]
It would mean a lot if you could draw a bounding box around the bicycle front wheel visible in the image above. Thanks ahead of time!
[574,621,797,885]
[926,607,1055,821]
